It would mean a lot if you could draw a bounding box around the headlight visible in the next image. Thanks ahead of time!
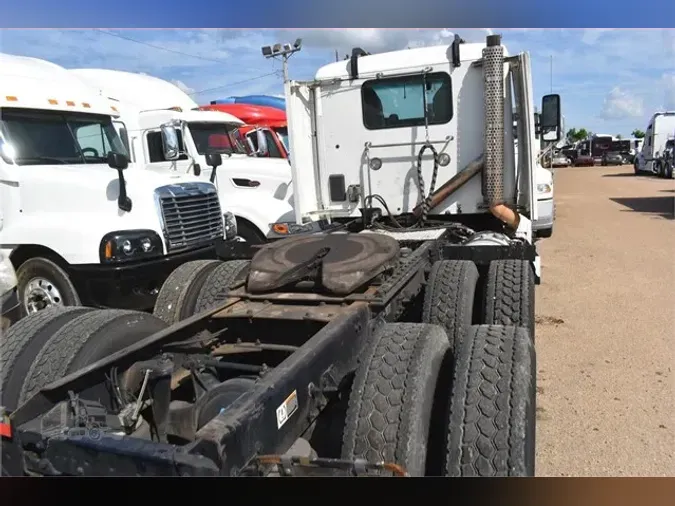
[0,251,17,294]
[537,183,552,194]
[99,230,164,264]
[223,211,238,240]
[270,221,317,236]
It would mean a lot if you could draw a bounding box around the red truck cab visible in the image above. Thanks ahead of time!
[199,103,289,159]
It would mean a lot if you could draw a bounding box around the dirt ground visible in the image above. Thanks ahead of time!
[534,165,674,476]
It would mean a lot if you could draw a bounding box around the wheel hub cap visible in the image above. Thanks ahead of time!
[24,277,64,314]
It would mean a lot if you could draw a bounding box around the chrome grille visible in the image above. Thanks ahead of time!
[155,182,224,252]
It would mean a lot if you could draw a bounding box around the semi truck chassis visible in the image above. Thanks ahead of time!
[1,228,537,477]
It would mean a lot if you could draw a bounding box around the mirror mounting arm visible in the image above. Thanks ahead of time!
[116,169,132,212]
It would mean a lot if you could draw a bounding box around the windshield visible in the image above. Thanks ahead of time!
[188,122,247,156]
[275,126,289,152]
[0,108,128,166]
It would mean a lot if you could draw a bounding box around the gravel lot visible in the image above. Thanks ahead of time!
[534,165,674,476]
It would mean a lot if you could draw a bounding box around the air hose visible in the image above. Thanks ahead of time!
[415,142,439,226]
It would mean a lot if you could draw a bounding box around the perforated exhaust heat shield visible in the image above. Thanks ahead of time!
[482,34,505,205]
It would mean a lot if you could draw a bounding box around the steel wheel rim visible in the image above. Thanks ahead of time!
[23,276,64,314]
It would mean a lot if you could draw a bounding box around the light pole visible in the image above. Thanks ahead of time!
[261,39,303,84]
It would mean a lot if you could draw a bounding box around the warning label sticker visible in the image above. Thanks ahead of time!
[276,390,298,429]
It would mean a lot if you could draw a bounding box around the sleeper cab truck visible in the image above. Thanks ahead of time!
[0,53,235,317]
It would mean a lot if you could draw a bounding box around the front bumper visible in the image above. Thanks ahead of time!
[1,287,21,330]
[533,198,554,230]
[68,242,222,311]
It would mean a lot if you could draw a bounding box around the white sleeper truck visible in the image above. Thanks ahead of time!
[1,34,559,478]
[634,111,675,177]
[0,54,234,317]
[70,69,299,244]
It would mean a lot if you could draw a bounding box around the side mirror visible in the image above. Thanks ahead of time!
[206,152,222,184]
[256,129,268,157]
[160,123,180,161]
[107,151,128,170]
[107,152,132,212]
[541,94,562,142]
[205,152,222,168]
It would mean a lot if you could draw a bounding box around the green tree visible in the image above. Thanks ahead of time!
[616,134,623,139]
[566,127,589,143]
[631,129,645,138]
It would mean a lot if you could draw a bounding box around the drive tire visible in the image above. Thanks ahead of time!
[341,322,450,476]
[0,306,94,412]
[153,260,222,325]
[0,307,94,476]
[19,309,168,405]
[483,260,535,342]
[16,257,81,315]
[422,260,478,353]
[445,325,536,477]
[193,260,251,314]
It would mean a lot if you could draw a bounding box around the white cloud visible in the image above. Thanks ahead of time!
[170,79,194,95]
[662,73,675,110]
[599,87,644,119]
[580,29,615,46]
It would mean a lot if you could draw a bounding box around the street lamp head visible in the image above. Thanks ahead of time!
[293,38,302,49]
[261,45,272,57]
[272,43,282,54]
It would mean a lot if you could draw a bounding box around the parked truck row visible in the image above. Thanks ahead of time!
[1,33,563,477]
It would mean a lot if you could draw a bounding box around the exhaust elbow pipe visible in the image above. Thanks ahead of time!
[483,34,520,230]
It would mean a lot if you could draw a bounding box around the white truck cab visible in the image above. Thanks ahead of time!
[70,69,297,244]
[635,111,675,175]
[283,35,561,272]
[0,54,233,315]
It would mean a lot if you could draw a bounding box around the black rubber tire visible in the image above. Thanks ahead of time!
[236,220,266,245]
[153,260,222,325]
[341,322,450,476]
[665,162,673,179]
[194,260,251,314]
[445,325,536,477]
[0,306,94,412]
[537,227,553,238]
[483,260,535,342]
[422,260,478,353]
[19,309,168,404]
[16,257,80,314]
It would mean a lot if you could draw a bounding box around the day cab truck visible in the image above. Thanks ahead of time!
[200,102,290,159]
[0,54,233,318]
[1,34,561,478]
[71,69,298,245]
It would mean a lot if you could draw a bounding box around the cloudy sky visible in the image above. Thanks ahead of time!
[1,28,673,137]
